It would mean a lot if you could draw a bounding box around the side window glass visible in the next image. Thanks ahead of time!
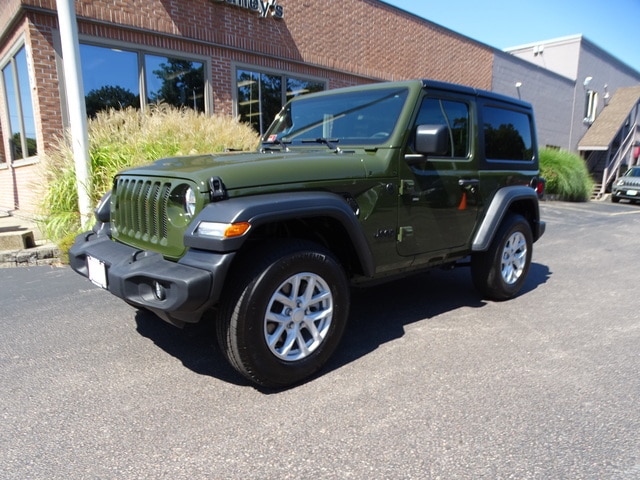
[2,46,38,160]
[415,98,469,158]
[483,106,533,161]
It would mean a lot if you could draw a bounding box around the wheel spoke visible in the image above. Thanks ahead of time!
[273,291,296,309]
[301,317,322,342]
[266,323,287,348]
[279,328,299,357]
[301,275,317,304]
[305,306,332,325]
[295,330,311,357]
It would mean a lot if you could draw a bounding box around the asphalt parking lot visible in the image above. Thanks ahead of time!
[1,200,639,479]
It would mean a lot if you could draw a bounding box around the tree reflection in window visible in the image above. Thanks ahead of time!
[81,45,139,118]
[483,107,533,161]
[415,98,469,158]
[2,46,38,160]
[80,44,205,117]
[146,56,204,111]
[85,86,140,118]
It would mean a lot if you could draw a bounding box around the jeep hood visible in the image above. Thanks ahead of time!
[118,150,370,191]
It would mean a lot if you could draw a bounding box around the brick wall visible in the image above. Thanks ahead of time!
[284,0,494,89]
[0,10,61,215]
[0,0,23,41]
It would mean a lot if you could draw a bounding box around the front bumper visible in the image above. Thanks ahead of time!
[612,185,640,201]
[69,228,235,326]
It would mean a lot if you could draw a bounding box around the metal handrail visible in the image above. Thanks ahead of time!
[600,122,639,196]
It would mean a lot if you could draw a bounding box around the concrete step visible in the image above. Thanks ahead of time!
[0,213,62,267]
[591,183,603,201]
[0,228,36,250]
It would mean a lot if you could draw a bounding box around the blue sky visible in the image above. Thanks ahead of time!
[383,0,640,73]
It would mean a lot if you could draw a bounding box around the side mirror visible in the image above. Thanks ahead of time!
[415,124,449,156]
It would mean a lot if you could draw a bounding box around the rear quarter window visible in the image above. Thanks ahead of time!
[482,106,534,162]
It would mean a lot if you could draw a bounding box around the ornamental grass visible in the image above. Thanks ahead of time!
[39,105,260,248]
[539,147,594,202]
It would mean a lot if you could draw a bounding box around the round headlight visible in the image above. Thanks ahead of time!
[184,187,197,217]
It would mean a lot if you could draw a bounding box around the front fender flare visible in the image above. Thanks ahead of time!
[184,192,375,277]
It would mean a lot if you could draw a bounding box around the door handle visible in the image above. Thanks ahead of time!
[458,179,480,188]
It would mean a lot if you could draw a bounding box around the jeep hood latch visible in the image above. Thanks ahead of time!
[209,176,228,202]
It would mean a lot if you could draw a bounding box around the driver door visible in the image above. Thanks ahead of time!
[397,94,479,257]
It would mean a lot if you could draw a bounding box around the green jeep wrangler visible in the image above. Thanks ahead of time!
[70,79,545,388]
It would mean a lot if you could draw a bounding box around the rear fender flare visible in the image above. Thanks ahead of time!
[472,186,543,252]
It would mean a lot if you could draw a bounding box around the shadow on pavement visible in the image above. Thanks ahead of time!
[134,309,250,386]
[134,262,551,389]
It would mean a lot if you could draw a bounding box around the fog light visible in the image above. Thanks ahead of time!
[153,281,166,301]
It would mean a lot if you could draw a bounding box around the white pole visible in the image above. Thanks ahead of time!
[56,0,92,227]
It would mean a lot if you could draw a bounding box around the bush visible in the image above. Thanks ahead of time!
[539,147,594,202]
[39,106,260,243]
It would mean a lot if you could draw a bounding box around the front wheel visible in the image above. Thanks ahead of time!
[471,214,533,301]
[217,240,350,388]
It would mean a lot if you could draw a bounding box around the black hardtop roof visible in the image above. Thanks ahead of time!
[420,79,532,109]
[290,79,532,110]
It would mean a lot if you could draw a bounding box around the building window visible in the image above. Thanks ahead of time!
[1,45,38,161]
[236,68,325,135]
[583,90,599,125]
[144,55,205,111]
[80,44,205,117]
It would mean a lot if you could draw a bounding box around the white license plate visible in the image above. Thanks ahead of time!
[627,190,637,196]
[87,255,108,289]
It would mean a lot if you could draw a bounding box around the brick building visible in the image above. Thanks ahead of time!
[1,0,639,216]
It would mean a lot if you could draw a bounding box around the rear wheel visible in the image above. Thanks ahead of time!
[471,214,532,301]
[217,240,350,388]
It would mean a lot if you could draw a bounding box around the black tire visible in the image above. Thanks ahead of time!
[217,240,350,388]
[612,196,620,203]
[471,214,533,301]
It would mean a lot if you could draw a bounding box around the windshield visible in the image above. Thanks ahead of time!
[625,167,640,177]
[263,87,409,147]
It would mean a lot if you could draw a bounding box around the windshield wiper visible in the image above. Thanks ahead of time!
[301,138,341,151]
[260,138,291,152]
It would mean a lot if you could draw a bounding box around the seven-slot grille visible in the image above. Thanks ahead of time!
[113,177,172,243]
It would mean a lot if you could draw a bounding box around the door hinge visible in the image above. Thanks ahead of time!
[397,226,414,242]
[399,179,415,196]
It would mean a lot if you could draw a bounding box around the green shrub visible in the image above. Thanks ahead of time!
[539,147,594,202]
[39,106,260,243]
